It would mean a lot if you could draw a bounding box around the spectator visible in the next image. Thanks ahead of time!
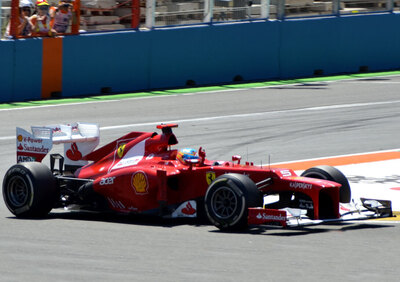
[30,0,56,36]
[50,1,73,34]
[4,0,34,38]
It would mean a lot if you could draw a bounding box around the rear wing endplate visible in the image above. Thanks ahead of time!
[17,122,99,166]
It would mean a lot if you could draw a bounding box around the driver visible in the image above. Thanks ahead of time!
[177,148,199,164]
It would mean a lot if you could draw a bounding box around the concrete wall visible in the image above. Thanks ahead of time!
[1,13,400,102]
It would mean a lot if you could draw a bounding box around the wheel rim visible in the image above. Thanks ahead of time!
[7,175,30,208]
[210,186,238,219]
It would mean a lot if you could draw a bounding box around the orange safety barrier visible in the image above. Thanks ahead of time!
[41,37,63,99]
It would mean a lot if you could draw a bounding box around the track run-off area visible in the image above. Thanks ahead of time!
[0,73,400,281]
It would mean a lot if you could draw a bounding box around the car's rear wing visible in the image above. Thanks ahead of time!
[17,122,99,166]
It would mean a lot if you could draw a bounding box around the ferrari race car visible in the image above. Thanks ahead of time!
[2,123,393,231]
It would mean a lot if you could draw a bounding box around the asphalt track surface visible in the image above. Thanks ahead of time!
[1,74,400,281]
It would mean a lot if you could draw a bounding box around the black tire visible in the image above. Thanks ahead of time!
[204,173,263,231]
[3,162,58,218]
[301,165,351,203]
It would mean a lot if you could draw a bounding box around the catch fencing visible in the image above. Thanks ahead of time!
[147,0,400,27]
[147,0,272,27]
[0,1,10,37]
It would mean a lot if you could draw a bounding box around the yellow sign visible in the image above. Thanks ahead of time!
[206,171,216,185]
[117,144,126,158]
[132,171,148,194]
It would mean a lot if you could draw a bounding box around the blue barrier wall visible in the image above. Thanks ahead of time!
[338,14,400,73]
[14,39,42,101]
[63,31,151,96]
[1,13,400,102]
[62,21,280,97]
[0,39,42,102]
[0,41,14,102]
[280,17,341,78]
[279,13,400,78]
[149,21,280,89]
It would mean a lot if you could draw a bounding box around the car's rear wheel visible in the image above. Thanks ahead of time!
[204,173,262,231]
[3,162,58,218]
[301,165,351,203]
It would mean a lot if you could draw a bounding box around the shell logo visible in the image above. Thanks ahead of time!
[17,135,23,142]
[131,171,148,194]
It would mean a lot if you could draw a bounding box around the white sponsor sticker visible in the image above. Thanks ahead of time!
[111,139,148,171]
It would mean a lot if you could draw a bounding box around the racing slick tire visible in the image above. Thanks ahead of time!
[204,173,263,231]
[3,162,58,218]
[301,165,351,203]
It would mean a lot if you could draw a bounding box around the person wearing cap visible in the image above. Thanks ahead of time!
[30,0,56,36]
[4,0,34,38]
[50,1,73,33]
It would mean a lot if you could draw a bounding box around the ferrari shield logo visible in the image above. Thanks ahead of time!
[117,144,126,158]
[206,172,216,185]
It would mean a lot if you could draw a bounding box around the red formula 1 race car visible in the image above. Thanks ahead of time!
[3,123,393,231]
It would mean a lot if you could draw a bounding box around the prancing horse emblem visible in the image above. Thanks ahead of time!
[206,172,216,185]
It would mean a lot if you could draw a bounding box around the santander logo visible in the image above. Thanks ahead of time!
[182,202,196,215]
[66,143,83,161]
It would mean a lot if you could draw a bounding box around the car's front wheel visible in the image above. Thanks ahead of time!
[301,165,351,203]
[205,173,262,231]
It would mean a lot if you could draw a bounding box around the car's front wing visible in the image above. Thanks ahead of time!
[248,198,393,228]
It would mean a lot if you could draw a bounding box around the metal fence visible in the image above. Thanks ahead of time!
[276,0,396,19]
[340,0,394,14]
[147,0,399,27]
[1,0,400,38]
[147,0,272,27]
[212,0,271,21]
[1,0,10,37]
[150,0,205,27]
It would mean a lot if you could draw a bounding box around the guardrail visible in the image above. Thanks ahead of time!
[1,0,400,38]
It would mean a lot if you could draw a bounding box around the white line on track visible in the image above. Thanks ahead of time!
[271,148,400,166]
[0,99,399,141]
[100,99,400,130]
[343,81,400,84]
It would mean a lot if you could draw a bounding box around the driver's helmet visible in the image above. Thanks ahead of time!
[177,148,199,164]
